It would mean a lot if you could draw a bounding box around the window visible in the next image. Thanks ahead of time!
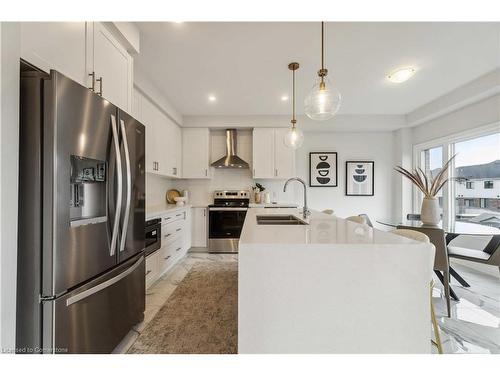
[415,127,500,228]
[453,133,500,224]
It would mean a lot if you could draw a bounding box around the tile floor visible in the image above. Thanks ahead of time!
[114,252,500,354]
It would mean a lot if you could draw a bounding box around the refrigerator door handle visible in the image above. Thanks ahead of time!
[65,256,143,306]
[110,114,122,256]
[119,118,132,253]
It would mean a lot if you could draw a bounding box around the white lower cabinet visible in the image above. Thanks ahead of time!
[145,208,191,289]
[191,207,208,247]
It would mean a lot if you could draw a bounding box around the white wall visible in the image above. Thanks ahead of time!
[411,94,500,145]
[295,132,396,222]
[0,22,20,352]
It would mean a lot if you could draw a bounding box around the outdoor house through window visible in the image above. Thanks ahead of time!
[415,126,500,228]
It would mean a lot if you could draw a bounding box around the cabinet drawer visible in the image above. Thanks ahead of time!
[161,220,186,246]
[162,210,186,225]
[145,253,159,289]
[159,237,183,273]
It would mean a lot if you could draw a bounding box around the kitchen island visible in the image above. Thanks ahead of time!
[238,208,435,353]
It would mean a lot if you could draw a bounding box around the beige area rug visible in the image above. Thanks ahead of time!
[128,261,238,354]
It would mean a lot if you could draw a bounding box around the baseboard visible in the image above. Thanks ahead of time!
[450,258,500,279]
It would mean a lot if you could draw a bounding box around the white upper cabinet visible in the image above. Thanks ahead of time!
[252,128,295,179]
[89,22,133,111]
[20,22,88,85]
[274,128,296,179]
[182,128,210,179]
[136,88,182,178]
[252,128,275,178]
[21,22,133,112]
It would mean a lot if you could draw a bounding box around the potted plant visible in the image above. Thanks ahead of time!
[253,183,265,204]
[394,155,455,225]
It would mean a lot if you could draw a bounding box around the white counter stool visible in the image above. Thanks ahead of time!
[346,215,366,225]
[390,228,443,354]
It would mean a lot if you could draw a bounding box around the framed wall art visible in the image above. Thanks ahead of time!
[345,161,374,196]
[309,152,338,187]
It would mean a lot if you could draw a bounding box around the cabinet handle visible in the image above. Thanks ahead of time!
[175,213,182,217]
[146,270,151,276]
[205,169,208,176]
[88,71,95,91]
[275,169,278,177]
[173,167,177,175]
[164,233,171,238]
[175,228,181,232]
[164,255,171,260]
[203,209,206,217]
[96,76,103,96]
[175,247,181,252]
[165,216,172,221]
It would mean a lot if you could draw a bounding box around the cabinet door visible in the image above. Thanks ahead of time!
[20,22,87,85]
[174,123,182,177]
[191,208,207,247]
[140,95,158,174]
[157,112,172,177]
[182,128,210,178]
[252,128,275,178]
[274,128,296,179]
[92,22,132,111]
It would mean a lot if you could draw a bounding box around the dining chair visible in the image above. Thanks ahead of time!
[448,235,500,276]
[390,229,443,353]
[397,225,452,318]
[358,214,373,228]
[346,216,366,225]
[322,209,334,215]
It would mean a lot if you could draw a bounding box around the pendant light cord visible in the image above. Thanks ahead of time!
[292,67,296,127]
[321,21,324,71]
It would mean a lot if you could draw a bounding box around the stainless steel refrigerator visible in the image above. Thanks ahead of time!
[17,69,146,353]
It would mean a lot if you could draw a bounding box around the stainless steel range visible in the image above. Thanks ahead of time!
[208,190,249,253]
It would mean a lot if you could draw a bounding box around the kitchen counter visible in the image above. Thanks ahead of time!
[146,203,192,220]
[248,202,298,208]
[238,208,435,354]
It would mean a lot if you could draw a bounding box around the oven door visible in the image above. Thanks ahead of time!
[209,208,247,238]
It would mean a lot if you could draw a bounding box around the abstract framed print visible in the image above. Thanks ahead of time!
[345,161,374,196]
[309,152,338,187]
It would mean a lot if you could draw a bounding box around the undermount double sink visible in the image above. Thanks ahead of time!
[256,215,308,225]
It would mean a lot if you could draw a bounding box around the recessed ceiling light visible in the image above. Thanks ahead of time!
[281,95,289,101]
[173,21,184,24]
[208,95,217,102]
[387,67,416,83]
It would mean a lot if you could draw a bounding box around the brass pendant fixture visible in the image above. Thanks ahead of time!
[304,22,342,121]
[283,62,304,149]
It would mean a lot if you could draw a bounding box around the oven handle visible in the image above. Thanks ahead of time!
[209,207,248,211]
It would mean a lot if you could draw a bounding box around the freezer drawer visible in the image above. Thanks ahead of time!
[48,254,145,353]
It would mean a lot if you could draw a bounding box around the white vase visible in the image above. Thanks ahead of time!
[421,197,440,225]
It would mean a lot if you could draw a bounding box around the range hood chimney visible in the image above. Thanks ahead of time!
[211,129,250,169]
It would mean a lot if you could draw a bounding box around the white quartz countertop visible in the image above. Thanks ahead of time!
[239,208,418,246]
[146,203,191,220]
[248,202,298,208]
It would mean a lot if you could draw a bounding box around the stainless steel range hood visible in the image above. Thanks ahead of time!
[211,129,250,169]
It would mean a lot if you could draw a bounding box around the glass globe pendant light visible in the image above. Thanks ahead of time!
[284,62,304,149]
[304,22,341,121]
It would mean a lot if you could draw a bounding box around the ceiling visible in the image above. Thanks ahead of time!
[135,22,500,116]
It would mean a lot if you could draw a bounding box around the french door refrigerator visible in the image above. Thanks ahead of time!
[17,69,146,354]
